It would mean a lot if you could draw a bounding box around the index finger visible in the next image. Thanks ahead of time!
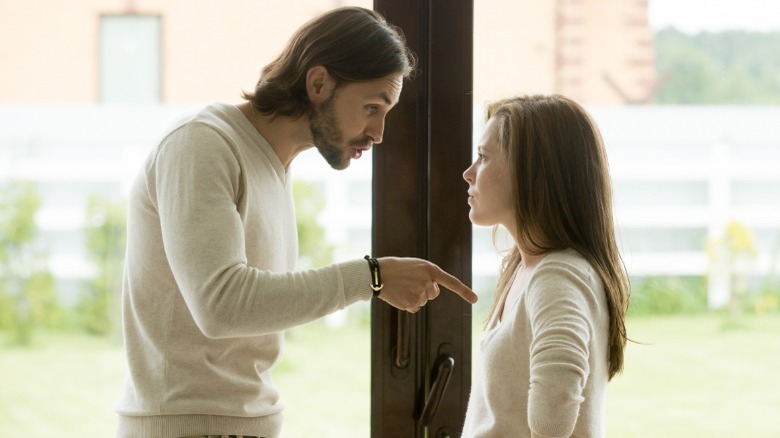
[431,266,478,304]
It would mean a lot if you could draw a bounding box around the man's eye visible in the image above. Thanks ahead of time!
[367,105,378,115]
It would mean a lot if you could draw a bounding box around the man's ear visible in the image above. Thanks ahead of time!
[306,65,336,104]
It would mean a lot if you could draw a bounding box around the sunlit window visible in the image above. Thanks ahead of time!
[471,1,780,436]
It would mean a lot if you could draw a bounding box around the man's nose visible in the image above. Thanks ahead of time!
[366,118,385,144]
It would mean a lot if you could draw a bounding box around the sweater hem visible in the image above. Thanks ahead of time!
[116,413,283,438]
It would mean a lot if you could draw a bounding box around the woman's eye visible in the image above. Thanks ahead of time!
[367,105,378,115]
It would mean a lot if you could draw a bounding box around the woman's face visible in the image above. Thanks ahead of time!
[463,117,515,230]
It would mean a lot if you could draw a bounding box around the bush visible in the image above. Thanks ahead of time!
[628,276,708,316]
[0,182,60,345]
[744,281,780,315]
[77,195,126,337]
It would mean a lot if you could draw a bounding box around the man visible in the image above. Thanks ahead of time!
[114,6,477,438]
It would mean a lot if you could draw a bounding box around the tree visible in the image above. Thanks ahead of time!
[293,181,335,269]
[706,220,758,319]
[654,42,721,104]
[655,28,780,104]
[78,195,126,336]
[0,182,58,345]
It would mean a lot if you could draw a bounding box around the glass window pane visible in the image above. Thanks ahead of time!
[2,2,373,436]
[473,1,780,437]
[100,15,161,103]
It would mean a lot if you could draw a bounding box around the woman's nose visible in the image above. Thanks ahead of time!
[463,162,475,183]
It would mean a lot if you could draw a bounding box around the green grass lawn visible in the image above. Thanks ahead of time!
[606,315,780,437]
[1,314,778,436]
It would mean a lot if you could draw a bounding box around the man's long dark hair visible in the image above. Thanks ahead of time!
[243,7,416,118]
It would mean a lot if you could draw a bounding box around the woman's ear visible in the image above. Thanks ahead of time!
[306,65,336,104]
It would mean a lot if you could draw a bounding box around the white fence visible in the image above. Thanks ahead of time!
[1,104,778,307]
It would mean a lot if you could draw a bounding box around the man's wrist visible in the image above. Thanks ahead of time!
[364,255,384,297]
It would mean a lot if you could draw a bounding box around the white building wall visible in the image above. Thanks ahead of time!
[591,106,780,307]
[1,105,778,308]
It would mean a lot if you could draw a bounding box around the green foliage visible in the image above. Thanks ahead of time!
[293,181,334,269]
[0,182,59,345]
[627,275,708,316]
[707,220,764,323]
[755,237,780,314]
[628,222,779,318]
[743,285,780,315]
[77,195,126,336]
[655,28,780,104]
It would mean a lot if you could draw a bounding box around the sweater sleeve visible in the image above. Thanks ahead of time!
[525,261,596,438]
[147,123,372,338]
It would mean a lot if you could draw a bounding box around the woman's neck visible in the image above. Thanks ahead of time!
[517,247,546,271]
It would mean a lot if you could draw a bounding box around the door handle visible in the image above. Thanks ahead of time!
[395,310,410,368]
[418,354,455,426]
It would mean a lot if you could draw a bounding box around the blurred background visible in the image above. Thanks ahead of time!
[1,0,778,436]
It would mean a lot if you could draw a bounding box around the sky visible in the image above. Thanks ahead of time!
[649,0,780,33]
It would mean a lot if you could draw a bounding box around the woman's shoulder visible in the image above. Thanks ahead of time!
[539,248,590,271]
[526,249,604,307]
[530,248,600,288]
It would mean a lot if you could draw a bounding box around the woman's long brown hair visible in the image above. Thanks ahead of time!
[486,95,630,380]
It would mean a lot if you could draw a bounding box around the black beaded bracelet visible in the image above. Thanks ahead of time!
[364,255,384,297]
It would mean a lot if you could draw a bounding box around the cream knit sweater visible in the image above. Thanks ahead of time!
[114,103,372,438]
[462,249,609,438]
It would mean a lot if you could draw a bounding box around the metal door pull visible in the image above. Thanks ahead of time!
[418,354,455,426]
[395,310,410,368]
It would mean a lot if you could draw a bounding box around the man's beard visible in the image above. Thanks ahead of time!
[310,94,350,170]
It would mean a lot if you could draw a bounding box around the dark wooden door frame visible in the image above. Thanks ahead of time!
[371,1,473,436]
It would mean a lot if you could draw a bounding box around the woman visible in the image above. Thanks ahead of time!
[461,95,630,438]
